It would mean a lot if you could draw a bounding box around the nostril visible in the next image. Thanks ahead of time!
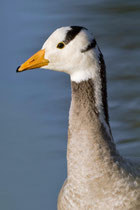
[30,59,35,63]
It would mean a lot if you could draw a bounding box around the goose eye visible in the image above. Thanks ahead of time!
[57,42,65,49]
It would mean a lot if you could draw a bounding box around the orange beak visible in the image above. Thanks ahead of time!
[16,49,49,72]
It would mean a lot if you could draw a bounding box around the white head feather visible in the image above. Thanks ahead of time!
[41,26,101,83]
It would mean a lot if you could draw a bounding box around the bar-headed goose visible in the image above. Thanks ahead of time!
[17,26,140,210]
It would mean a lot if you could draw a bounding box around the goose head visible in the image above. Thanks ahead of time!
[17,26,100,82]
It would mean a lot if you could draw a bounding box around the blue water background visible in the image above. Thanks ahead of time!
[0,0,140,209]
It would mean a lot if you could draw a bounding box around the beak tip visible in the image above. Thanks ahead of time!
[16,66,21,73]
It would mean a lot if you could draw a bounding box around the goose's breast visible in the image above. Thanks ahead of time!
[57,179,140,210]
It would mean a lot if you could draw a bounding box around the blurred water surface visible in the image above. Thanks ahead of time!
[0,0,140,209]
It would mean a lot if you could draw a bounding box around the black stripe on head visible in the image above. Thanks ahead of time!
[98,50,109,124]
[81,39,96,53]
[63,26,86,45]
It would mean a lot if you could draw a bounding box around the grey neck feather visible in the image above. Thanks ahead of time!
[67,79,122,183]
